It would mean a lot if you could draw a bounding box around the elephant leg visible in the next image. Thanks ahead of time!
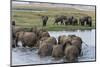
[22,40,27,47]
[61,20,63,25]
[81,22,84,26]
[15,38,18,47]
[43,21,46,26]
[89,22,92,27]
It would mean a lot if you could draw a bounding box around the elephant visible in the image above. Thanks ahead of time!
[36,28,50,40]
[12,20,15,26]
[38,37,57,57]
[16,31,37,47]
[58,35,66,44]
[12,39,16,48]
[22,32,37,47]
[54,15,66,25]
[71,36,82,55]
[38,41,53,57]
[67,35,82,55]
[35,37,49,48]
[52,44,64,58]
[58,35,72,46]
[41,16,48,26]
[12,26,16,40]
[45,37,57,45]
[64,45,79,62]
[64,16,74,25]
[72,17,78,25]
[39,37,57,47]
[79,16,92,27]
[40,31,50,39]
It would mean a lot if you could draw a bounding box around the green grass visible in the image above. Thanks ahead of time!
[12,4,96,31]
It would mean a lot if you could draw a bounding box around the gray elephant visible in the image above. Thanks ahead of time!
[36,28,50,39]
[64,16,74,25]
[72,17,78,25]
[54,15,66,25]
[38,41,53,57]
[52,44,64,58]
[39,37,57,47]
[71,36,82,55]
[64,45,79,62]
[38,37,57,57]
[79,16,92,27]
[41,16,48,26]
[58,35,71,46]
[16,31,37,47]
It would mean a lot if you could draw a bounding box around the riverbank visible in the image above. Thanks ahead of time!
[12,2,95,31]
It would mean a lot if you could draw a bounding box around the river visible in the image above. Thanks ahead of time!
[12,29,96,66]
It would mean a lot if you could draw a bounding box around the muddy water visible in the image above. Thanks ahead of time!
[12,29,96,66]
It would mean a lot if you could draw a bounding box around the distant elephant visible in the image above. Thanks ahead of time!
[12,20,16,26]
[64,45,79,62]
[52,45,64,58]
[38,41,53,57]
[36,28,50,39]
[54,15,66,25]
[72,17,78,25]
[65,16,74,25]
[41,16,48,26]
[79,16,92,27]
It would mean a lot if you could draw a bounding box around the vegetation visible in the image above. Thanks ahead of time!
[12,2,96,31]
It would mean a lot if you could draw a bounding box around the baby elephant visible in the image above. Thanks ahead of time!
[52,45,64,58]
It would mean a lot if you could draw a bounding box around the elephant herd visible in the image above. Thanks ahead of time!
[41,15,92,27]
[12,22,84,62]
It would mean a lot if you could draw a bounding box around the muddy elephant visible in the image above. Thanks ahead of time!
[38,37,57,57]
[16,31,37,47]
[71,36,82,55]
[52,45,64,58]
[38,41,53,57]
[45,37,57,45]
[39,37,57,47]
[67,35,82,55]
[58,35,72,45]
[64,45,79,62]
[54,15,66,25]
[41,16,48,26]
[79,16,92,27]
